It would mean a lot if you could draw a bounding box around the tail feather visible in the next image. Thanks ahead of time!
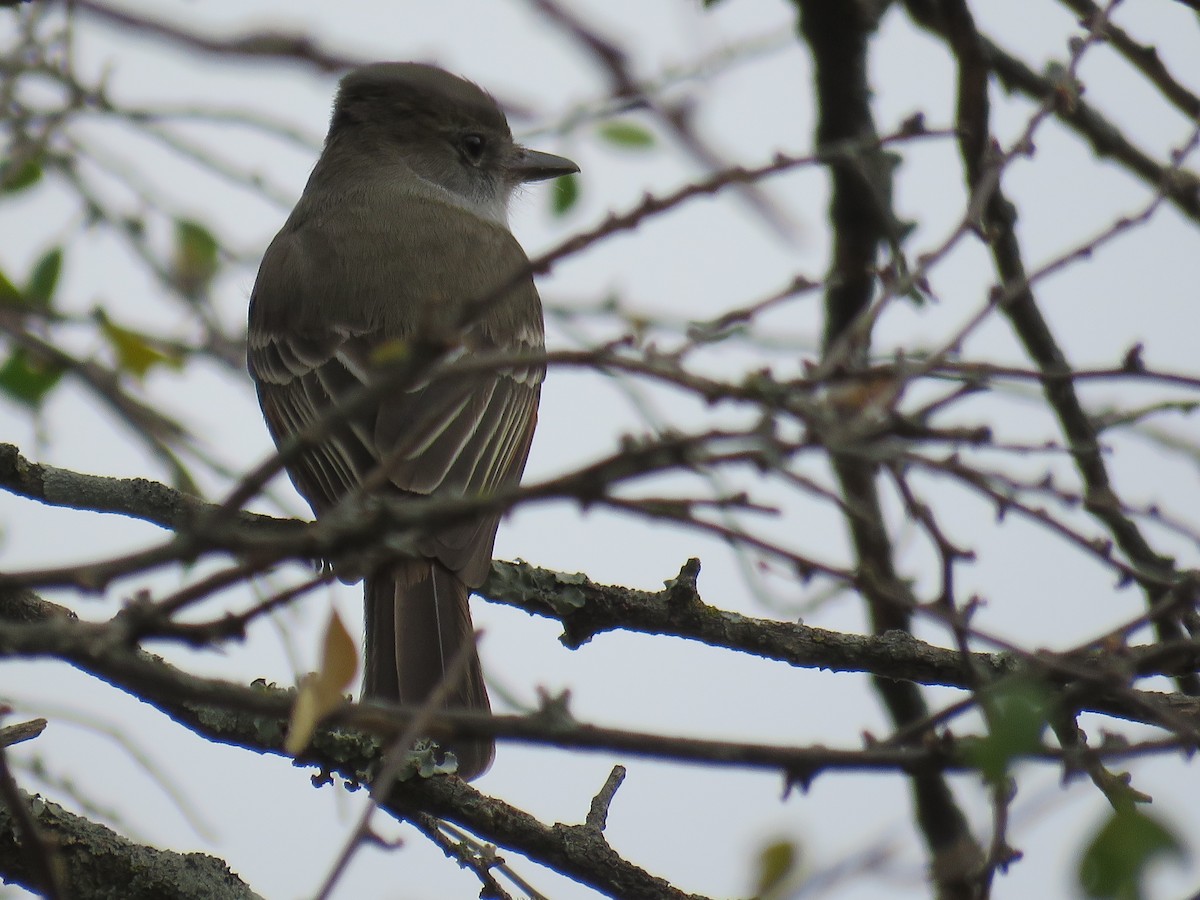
[364,564,494,780]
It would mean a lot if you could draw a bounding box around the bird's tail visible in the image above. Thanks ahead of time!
[364,563,494,780]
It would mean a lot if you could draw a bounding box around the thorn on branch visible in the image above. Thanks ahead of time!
[783,763,818,798]
[1121,342,1146,373]
[899,111,927,136]
[533,688,576,730]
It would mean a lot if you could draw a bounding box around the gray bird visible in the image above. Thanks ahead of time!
[248,63,577,779]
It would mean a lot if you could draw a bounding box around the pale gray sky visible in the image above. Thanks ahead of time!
[2,1,1199,898]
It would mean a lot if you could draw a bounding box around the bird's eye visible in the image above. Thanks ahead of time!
[460,133,487,163]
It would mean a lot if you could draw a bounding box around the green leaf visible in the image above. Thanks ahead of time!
[753,839,801,898]
[99,317,185,379]
[551,172,580,217]
[173,218,220,295]
[0,348,66,407]
[1079,807,1185,900]
[963,678,1051,782]
[0,268,21,305]
[598,121,655,150]
[25,247,63,308]
[0,158,43,194]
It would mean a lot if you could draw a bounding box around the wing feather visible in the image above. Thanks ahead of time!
[247,187,543,587]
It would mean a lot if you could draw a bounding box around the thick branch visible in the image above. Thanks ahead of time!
[0,442,281,534]
[795,2,985,890]
[0,790,262,900]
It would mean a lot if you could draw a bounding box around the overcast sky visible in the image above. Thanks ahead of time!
[3,1,1200,898]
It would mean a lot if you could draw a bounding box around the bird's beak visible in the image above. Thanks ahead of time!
[509,147,579,182]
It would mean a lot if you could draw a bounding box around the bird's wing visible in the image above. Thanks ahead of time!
[248,190,543,586]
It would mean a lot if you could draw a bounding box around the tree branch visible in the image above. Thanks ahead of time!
[0,789,262,900]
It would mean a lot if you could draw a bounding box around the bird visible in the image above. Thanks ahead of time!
[247,62,578,779]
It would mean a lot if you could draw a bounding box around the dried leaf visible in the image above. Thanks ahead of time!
[285,609,359,755]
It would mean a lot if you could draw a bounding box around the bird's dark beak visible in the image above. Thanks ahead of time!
[510,147,579,182]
